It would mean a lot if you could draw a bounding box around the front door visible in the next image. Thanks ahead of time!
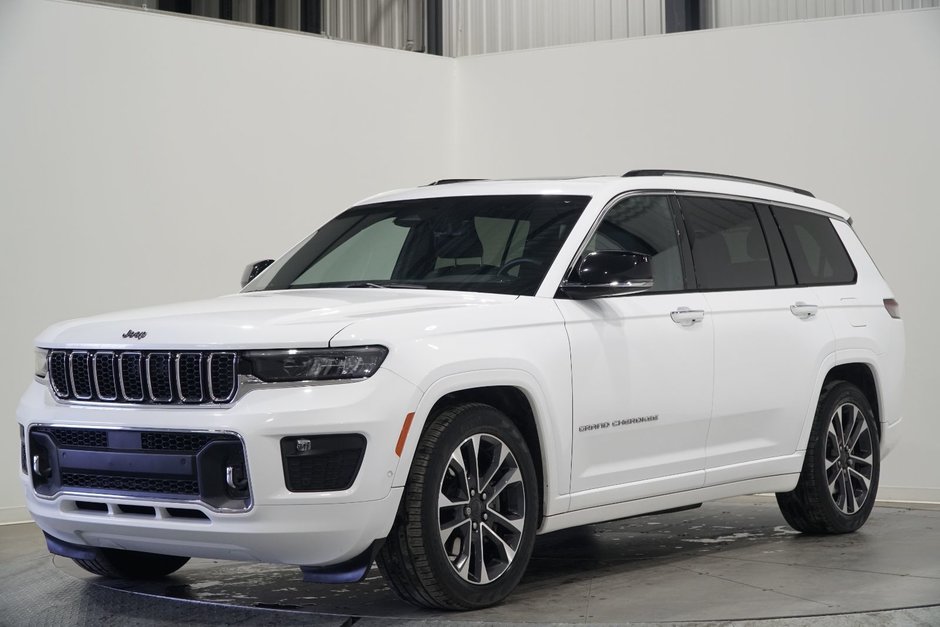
[560,194,714,510]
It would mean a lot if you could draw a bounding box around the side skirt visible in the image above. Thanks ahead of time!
[539,474,798,534]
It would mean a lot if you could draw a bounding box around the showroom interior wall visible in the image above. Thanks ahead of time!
[0,2,937,523]
[454,9,940,501]
[0,0,456,523]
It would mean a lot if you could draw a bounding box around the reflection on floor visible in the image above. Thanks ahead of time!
[1,496,939,626]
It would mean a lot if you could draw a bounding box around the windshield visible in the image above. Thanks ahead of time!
[247,195,589,296]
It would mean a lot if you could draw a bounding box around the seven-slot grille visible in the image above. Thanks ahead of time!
[46,350,237,404]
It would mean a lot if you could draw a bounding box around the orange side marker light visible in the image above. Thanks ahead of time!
[395,412,415,457]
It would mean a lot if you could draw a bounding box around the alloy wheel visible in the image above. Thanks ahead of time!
[825,402,874,515]
[437,433,526,585]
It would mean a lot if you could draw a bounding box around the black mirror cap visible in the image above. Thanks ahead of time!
[560,250,654,299]
[241,259,275,288]
[576,250,652,284]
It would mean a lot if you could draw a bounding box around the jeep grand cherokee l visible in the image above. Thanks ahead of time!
[18,170,904,609]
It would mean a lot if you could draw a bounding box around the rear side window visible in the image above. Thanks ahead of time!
[772,207,856,285]
[680,196,775,290]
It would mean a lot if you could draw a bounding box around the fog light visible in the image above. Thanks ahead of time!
[281,435,366,492]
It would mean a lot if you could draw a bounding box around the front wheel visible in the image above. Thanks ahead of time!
[377,403,539,610]
[777,381,880,534]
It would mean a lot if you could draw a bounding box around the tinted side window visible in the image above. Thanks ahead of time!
[772,206,856,285]
[680,196,775,290]
[585,195,683,293]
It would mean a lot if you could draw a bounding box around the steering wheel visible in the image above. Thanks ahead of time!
[496,257,544,277]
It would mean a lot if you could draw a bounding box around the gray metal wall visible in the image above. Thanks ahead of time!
[443,0,940,56]
[704,0,939,27]
[443,0,665,57]
[323,0,425,52]
[76,0,940,55]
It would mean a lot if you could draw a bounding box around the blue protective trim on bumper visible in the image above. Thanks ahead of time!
[44,532,102,561]
[299,539,384,584]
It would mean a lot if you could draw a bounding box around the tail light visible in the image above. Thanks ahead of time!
[883,298,901,319]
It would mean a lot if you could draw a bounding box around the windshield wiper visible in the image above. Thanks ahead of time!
[344,282,428,289]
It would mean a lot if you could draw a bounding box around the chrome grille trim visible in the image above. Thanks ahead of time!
[92,352,117,401]
[175,353,204,403]
[69,351,93,400]
[145,353,173,403]
[207,352,237,403]
[118,352,144,402]
[45,350,238,406]
[49,351,70,398]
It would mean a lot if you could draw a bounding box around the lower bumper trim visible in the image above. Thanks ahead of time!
[299,539,385,583]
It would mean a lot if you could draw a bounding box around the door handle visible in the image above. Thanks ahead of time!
[670,307,705,326]
[790,302,818,319]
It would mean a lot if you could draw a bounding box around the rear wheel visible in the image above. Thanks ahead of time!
[73,549,190,579]
[377,402,538,610]
[777,381,880,534]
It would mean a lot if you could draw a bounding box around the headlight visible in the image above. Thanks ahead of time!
[243,346,388,383]
[34,348,48,379]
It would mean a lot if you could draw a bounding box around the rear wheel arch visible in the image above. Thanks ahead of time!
[823,362,881,438]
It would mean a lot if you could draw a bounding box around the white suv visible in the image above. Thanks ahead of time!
[18,170,904,609]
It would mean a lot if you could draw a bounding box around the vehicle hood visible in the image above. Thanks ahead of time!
[36,289,519,350]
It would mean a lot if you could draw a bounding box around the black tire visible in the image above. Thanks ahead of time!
[377,403,539,610]
[777,381,880,534]
[73,549,190,579]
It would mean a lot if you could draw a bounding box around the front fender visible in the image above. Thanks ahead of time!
[391,369,571,518]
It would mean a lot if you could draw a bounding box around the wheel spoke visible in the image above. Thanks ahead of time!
[849,467,871,493]
[840,405,856,449]
[487,506,525,535]
[847,408,867,449]
[826,458,841,486]
[440,518,471,553]
[462,435,482,493]
[487,466,522,502]
[832,407,847,447]
[446,450,471,499]
[480,439,511,494]
[843,470,857,514]
[471,523,488,584]
[482,522,517,564]
[850,452,873,471]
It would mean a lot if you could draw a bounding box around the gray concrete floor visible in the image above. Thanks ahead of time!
[1,495,938,626]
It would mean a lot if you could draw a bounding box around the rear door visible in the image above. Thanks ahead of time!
[675,195,837,486]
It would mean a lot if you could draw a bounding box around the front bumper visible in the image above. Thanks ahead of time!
[17,368,420,566]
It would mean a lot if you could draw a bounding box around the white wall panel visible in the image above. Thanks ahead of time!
[455,9,940,501]
[0,0,455,523]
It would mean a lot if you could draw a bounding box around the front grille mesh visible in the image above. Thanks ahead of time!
[39,427,109,449]
[47,350,237,405]
[141,432,214,452]
[60,473,200,495]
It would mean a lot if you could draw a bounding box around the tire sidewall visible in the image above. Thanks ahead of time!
[417,404,539,607]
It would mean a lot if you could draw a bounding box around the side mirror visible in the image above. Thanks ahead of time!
[241,259,275,288]
[560,251,654,299]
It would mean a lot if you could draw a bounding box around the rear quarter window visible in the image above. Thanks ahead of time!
[772,206,856,285]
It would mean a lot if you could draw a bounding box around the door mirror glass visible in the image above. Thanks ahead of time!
[241,259,275,288]
[561,251,654,299]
